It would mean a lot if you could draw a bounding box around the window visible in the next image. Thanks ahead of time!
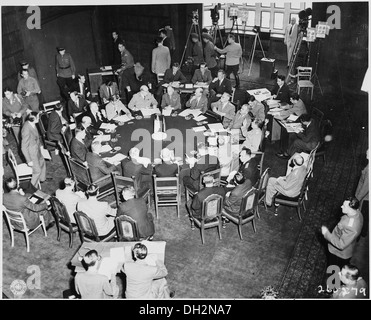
[274,12,284,30]
[261,11,271,28]
[291,2,303,10]
[236,10,256,29]
[274,3,285,9]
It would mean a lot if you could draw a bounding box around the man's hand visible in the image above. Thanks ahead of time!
[321,226,328,235]
[18,188,25,196]
[27,161,33,167]
[72,75,75,79]
[25,91,31,97]
[216,93,222,98]
[272,94,277,99]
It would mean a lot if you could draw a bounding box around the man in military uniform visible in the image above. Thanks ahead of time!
[321,197,364,269]
[55,46,76,101]
[17,69,41,112]
[115,41,134,100]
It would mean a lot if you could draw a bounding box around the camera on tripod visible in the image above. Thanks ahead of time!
[210,4,221,25]
[192,10,199,24]
[298,7,312,32]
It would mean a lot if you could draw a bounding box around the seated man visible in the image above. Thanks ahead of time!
[192,61,212,85]
[270,75,290,105]
[55,177,86,223]
[241,119,263,153]
[72,74,92,103]
[244,96,266,129]
[67,91,88,122]
[99,79,120,104]
[208,69,233,105]
[153,148,178,177]
[81,115,101,138]
[216,135,239,178]
[210,92,236,128]
[86,141,120,182]
[228,103,249,131]
[276,92,307,119]
[128,85,158,112]
[122,147,153,191]
[105,94,132,121]
[122,62,153,102]
[185,87,208,114]
[156,62,187,101]
[223,172,252,215]
[2,177,53,229]
[265,153,307,207]
[70,125,89,164]
[77,184,117,236]
[186,175,226,219]
[161,85,181,111]
[75,249,119,299]
[83,102,108,131]
[183,146,220,192]
[47,102,68,143]
[331,264,368,299]
[121,243,174,299]
[117,186,155,239]
[276,114,320,159]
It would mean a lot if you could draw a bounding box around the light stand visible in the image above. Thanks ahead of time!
[224,16,240,47]
[247,29,266,76]
[210,22,223,48]
[311,38,323,95]
[180,15,202,68]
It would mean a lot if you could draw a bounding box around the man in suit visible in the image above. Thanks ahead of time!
[99,80,120,105]
[67,91,89,122]
[72,74,92,103]
[185,88,208,113]
[152,37,171,81]
[321,197,364,269]
[47,103,68,142]
[55,177,86,223]
[55,47,76,101]
[190,33,203,75]
[117,186,155,239]
[202,33,218,78]
[83,102,108,131]
[186,175,226,219]
[153,148,178,177]
[161,85,181,111]
[192,62,213,86]
[123,62,154,102]
[86,141,120,182]
[183,148,220,192]
[277,114,320,159]
[21,112,47,187]
[77,184,117,237]
[105,94,132,121]
[156,62,187,101]
[265,153,307,207]
[128,85,158,112]
[223,173,252,215]
[3,177,53,229]
[284,17,298,67]
[159,28,172,56]
[270,75,290,104]
[233,147,260,188]
[208,69,233,106]
[70,124,89,165]
[112,30,123,65]
[210,92,236,128]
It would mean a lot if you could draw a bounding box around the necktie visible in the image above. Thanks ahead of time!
[289,25,293,35]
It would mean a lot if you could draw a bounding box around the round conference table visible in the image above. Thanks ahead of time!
[100,112,221,162]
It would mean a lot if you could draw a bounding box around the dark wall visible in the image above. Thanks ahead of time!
[311,2,368,93]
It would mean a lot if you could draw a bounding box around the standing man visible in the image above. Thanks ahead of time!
[111,30,123,65]
[17,69,41,112]
[116,41,135,96]
[284,17,298,67]
[55,47,76,101]
[73,74,92,103]
[214,34,242,88]
[190,33,203,76]
[151,37,171,81]
[321,197,364,269]
[202,33,218,78]
[18,60,39,84]
[21,112,47,187]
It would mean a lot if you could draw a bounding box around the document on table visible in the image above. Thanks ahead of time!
[69,123,76,130]
[162,108,173,116]
[141,108,160,117]
[103,153,127,165]
[287,114,300,122]
[110,247,126,264]
[100,144,113,153]
[93,134,111,142]
[98,257,119,280]
[285,123,303,133]
[269,107,283,113]
[246,88,271,102]
[100,123,117,131]
[178,109,202,118]
[193,82,209,88]
[194,115,207,121]
[114,114,132,123]
[192,126,207,132]
[208,122,227,133]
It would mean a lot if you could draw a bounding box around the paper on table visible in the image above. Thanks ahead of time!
[269,107,283,112]
[194,115,207,121]
[162,108,172,116]
[287,114,299,122]
[110,247,126,264]
[141,108,160,117]
[208,122,226,133]
[69,123,76,130]
[114,114,132,122]
[285,123,303,133]
[98,257,119,280]
[100,123,117,130]
[100,144,113,153]
[192,126,207,132]
[94,134,111,142]
[193,82,209,88]
[178,109,202,118]
[144,254,158,266]
[103,153,127,165]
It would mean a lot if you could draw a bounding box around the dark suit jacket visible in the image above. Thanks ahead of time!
[86,152,117,182]
[71,137,89,163]
[3,190,51,229]
[83,110,107,131]
[271,83,291,104]
[67,97,89,118]
[72,81,91,101]
[162,37,172,53]
[223,181,252,214]
[297,119,320,145]
[185,95,208,113]
[163,68,187,84]
[238,156,260,187]
[122,158,153,190]
[112,37,123,65]
[190,186,226,218]
[192,69,212,84]
[153,162,178,177]
[208,78,233,96]
[46,111,63,142]
[117,198,155,238]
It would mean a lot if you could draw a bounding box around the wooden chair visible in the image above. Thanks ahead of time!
[43,100,60,115]
[61,125,73,153]
[3,205,47,252]
[59,142,72,177]
[185,168,222,202]
[256,167,270,218]
[49,196,78,248]
[188,194,224,245]
[272,173,311,221]
[252,151,265,177]
[222,187,258,240]
[111,173,151,209]
[152,173,180,219]
[74,210,116,243]
[297,66,314,100]
[7,148,34,188]
[115,215,141,241]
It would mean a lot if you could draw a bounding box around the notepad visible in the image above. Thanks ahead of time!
[194,82,209,88]
[141,108,160,117]
[93,134,111,142]
[194,115,207,121]
[192,126,207,132]
[98,257,119,280]
[110,247,126,264]
[162,108,172,116]
[100,123,117,131]
[103,153,127,165]
[208,123,226,133]
[100,144,113,153]
[287,114,299,122]
[114,114,132,123]
[178,109,202,118]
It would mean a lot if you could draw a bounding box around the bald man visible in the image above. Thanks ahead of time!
[128,85,158,111]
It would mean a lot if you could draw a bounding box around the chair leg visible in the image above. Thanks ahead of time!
[252,219,257,233]
[238,224,243,240]
[155,201,158,219]
[256,206,260,219]
[10,227,14,248]
[297,205,302,221]
[40,215,47,237]
[190,218,195,230]
[200,228,205,244]
[177,202,180,218]
[25,233,30,252]
[69,232,73,248]
[218,220,222,240]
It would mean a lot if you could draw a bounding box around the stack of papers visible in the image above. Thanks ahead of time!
[98,257,119,280]
[100,123,117,131]
[100,144,113,153]
[194,115,207,121]
[246,88,272,102]
[287,114,300,122]
[110,247,126,264]
[192,126,207,132]
[178,109,202,118]
[93,134,111,142]
[285,123,303,133]
[208,123,227,133]
[162,108,173,116]
[114,114,133,123]
[141,108,160,117]
[194,82,209,88]
[103,153,127,165]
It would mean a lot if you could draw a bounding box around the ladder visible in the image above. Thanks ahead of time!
[286,31,304,83]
